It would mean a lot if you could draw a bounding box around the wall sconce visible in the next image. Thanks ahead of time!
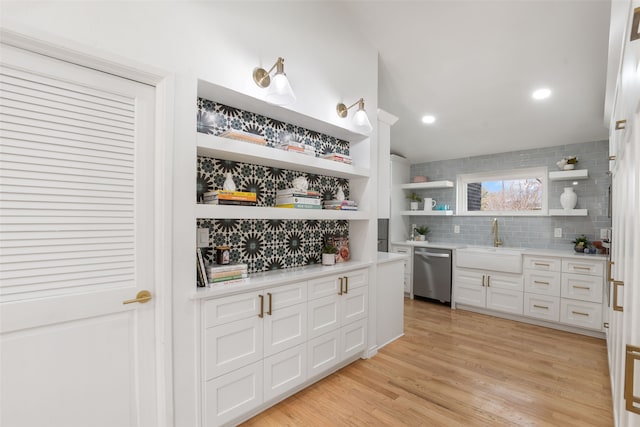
[336,98,373,134]
[253,57,296,106]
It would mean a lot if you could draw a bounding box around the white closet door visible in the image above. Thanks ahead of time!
[0,44,159,427]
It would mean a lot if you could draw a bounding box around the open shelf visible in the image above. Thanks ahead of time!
[400,180,454,190]
[548,169,589,181]
[400,210,454,216]
[548,209,588,216]
[196,204,369,220]
[197,133,369,180]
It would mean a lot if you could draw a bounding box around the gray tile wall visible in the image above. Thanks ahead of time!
[409,140,610,250]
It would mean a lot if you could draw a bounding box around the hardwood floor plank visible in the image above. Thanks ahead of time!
[242,299,613,426]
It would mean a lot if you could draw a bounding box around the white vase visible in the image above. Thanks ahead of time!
[410,201,419,211]
[560,187,577,210]
[322,253,336,265]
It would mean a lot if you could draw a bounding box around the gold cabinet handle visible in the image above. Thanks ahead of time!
[338,277,343,296]
[573,266,590,271]
[571,311,589,316]
[608,261,615,283]
[534,280,550,285]
[609,155,617,161]
[572,285,591,290]
[123,290,152,305]
[258,294,264,318]
[615,119,627,130]
[625,345,640,414]
[487,276,491,287]
[533,304,549,310]
[345,276,349,294]
[267,292,273,316]
[534,262,550,267]
[481,275,485,287]
[613,280,624,312]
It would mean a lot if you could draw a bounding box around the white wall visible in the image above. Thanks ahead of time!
[1,3,379,426]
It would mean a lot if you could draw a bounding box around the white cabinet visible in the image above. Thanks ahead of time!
[523,255,561,322]
[390,244,413,297]
[376,257,405,349]
[454,268,523,315]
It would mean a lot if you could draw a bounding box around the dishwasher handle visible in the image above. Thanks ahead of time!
[415,251,450,258]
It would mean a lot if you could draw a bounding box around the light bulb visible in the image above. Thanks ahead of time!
[265,73,296,106]
[353,108,373,134]
[532,88,551,100]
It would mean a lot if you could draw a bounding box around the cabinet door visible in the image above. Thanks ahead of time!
[486,272,523,291]
[524,270,561,296]
[204,360,263,427]
[454,269,486,307]
[308,275,340,300]
[343,268,368,290]
[524,294,560,322]
[340,318,367,361]
[263,344,306,402]
[341,285,368,325]
[204,291,261,328]
[308,294,340,339]
[307,330,340,379]
[267,281,307,311]
[263,302,307,357]
[205,316,263,380]
[561,273,603,303]
[560,299,602,331]
[486,287,523,315]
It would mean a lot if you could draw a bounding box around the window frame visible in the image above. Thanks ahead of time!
[456,166,549,216]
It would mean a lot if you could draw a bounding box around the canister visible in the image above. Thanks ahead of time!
[215,246,231,265]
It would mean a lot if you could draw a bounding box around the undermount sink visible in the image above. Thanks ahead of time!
[456,246,523,273]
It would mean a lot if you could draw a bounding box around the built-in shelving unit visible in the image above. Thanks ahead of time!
[400,180,454,190]
[549,209,589,216]
[400,210,454,216]
[196,204,369,220]
[548,169,589,181]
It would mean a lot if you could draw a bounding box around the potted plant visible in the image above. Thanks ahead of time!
[415,226,430,242]
[322,243,338,265]
[407,192,421,210]
[572,234,590,253]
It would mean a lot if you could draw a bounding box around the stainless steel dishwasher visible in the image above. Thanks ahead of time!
[413,247,452,303]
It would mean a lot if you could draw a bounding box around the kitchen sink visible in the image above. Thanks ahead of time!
[456,246,523,273]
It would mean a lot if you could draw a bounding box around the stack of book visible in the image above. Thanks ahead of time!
[322,199,358,211]
[219,129,266,145]
[275,188,322,209]
[203,190,257,206]
[321,152,352,164]
[276,140,316,156]
[206,263,249,285]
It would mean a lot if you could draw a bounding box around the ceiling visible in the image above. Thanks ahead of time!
[343,0,612,163]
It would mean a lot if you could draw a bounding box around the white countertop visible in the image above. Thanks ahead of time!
[391,241,465,250]
[377,251,408,265]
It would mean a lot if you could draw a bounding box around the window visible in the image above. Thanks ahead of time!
[456,167,548,216]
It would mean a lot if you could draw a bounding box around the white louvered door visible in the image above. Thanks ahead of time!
[0,44,158,427]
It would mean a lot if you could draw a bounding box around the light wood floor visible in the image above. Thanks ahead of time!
[242,299,613,426]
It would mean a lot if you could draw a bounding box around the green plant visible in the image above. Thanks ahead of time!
[415,226,430,236]
[406,192,421,202]
[322,244,338,254]
[572,234,590,247]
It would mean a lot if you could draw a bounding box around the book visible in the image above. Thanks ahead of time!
[209,274,244,283]
[203,190,257,202]
[275,203,322,209]
[219,129,266,145]
[328,236,349,263]
[196,249,207,287]
[276,189,321,198]
[209,269,248,279]
[205,199,257,206]
[207,263,249,274]
[208,277,249,287]
[275,196,322,205]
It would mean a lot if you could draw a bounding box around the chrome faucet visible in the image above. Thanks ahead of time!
[491,218,503,247]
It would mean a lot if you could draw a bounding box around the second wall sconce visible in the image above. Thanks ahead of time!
[253,57,296,106]
[336,98,373,134]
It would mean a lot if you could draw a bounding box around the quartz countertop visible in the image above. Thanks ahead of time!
[377,251,408,265]
[391,241,465,250]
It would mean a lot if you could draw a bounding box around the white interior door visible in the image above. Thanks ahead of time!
[0,43,159,427]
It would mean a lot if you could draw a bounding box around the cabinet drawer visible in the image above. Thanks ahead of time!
[523,270,561,296]
[205,316,263,380]
[307,330,340,379]
[204,360,263,427]
[391,246,413,271]
[263,344,306,402]
[561,273,603,303]
[308,275,340,300]
[204,291,261,328]
[523,255,561,272]
[560,299,602,330]
[562,259,604,276]
[524,294,560,322]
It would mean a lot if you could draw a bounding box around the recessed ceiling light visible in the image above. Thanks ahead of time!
[421,115,436,124]
[532,88,551,100]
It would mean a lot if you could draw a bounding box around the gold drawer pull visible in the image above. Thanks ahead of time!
[258,295,264,318]
[615,119,627,130]
[608,261,615,283]
[533,304,549,310]
[345,276,349,294]
[338,277,344,295]
[572,311,589,316]
[482,275,485,287]
[534,262,550,267]
[122,290,152,305]
[614,280,624,312]
[572,285,591,290]
[573,266,591,271]
[534,280,550,285]
[609,155,617,161]
[267,292,273,316]
[625,345,640,414]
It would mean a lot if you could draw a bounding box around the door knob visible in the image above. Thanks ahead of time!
[123,290,152,305]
